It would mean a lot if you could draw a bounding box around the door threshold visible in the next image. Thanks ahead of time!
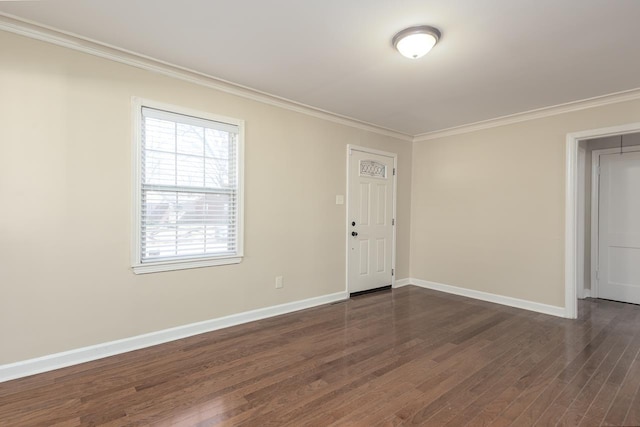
[350,285,392,298]
[595,298,640,306]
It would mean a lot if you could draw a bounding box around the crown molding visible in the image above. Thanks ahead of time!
[413,87,640,142]
[0,13,413,143]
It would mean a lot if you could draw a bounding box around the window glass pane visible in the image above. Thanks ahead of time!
[142,191,178,259]
[204,193,235,253]
[205,157,230,188]
[177,123,204,155]
[205,129,230,159]
[177,154,204,187]
[144,150,176,185]
[144,117,175,152]
[174,192,205,256]
[141,190,236,261]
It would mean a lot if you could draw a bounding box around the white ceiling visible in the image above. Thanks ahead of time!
[2,0,640,136]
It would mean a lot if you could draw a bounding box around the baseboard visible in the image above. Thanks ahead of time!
[393,278,411,288]
[407,278,567,318]
[0,291,348,383]
[580,288,592,299]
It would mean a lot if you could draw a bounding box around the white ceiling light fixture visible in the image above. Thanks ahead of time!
[392,25,441,59]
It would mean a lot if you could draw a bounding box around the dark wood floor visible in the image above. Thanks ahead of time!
[2,286,640,426]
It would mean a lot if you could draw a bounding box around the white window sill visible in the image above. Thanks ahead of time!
[132,256,242,274]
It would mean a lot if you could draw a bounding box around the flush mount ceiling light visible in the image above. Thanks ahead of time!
[392,25,441,59]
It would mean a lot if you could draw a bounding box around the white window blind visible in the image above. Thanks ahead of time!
[139,106,240,266]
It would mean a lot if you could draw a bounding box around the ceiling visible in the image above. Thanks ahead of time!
[2,0,640,136]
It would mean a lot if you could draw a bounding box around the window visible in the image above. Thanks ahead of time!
[132,99,244,274]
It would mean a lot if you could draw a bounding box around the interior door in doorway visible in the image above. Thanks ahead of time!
[597,150,640,304]
[348,148,395,293]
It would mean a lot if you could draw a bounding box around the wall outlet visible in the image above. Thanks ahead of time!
[275,276,284,289]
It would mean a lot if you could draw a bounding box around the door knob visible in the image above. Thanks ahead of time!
[352,221,356,226]
[352,231,358,237]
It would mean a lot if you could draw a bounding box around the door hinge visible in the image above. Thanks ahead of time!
[597,166,601,176]
[393,168,396,176]
[392,269,395,276]
[596,269,599,280]
[392,218,395,226]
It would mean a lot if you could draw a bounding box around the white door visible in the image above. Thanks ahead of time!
[348,148,395,293]
[597,150,640,304]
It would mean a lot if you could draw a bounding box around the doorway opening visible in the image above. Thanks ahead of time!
[566,124,640,318]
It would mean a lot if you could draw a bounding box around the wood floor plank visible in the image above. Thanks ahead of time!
[492,307,630,426]
[556,334,632,426]
[530,337,622,425]
[2,287,640,426]
[578,331,640,426]
[603,358,640,426]
[504,326,600,426]
[459,321,594,426]
[442,321,573,426]
[622,379,640,427]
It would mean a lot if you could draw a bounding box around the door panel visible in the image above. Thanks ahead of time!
[359,183,370,226]
[376,185,387,225]
[359,240,369,275]
[597,151,640,304]
[376,239,386,273]
[348,149,394,293]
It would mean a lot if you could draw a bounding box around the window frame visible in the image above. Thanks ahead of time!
[131,97,244,274]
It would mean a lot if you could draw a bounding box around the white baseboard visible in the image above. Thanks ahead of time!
[393,278,411,288]
[406,278,567,318]
[0,291,348,383]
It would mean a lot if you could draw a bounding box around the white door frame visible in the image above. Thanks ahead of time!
[345,144,398,293]
[565,122,640,318]
[590,146,640,299]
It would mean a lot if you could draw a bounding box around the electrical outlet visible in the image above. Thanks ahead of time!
[275,276,284,289]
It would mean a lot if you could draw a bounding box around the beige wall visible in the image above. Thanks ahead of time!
[0,31,412,364]
[410,100,640,308]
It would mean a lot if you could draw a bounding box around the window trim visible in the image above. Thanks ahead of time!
[131,97,244,274]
